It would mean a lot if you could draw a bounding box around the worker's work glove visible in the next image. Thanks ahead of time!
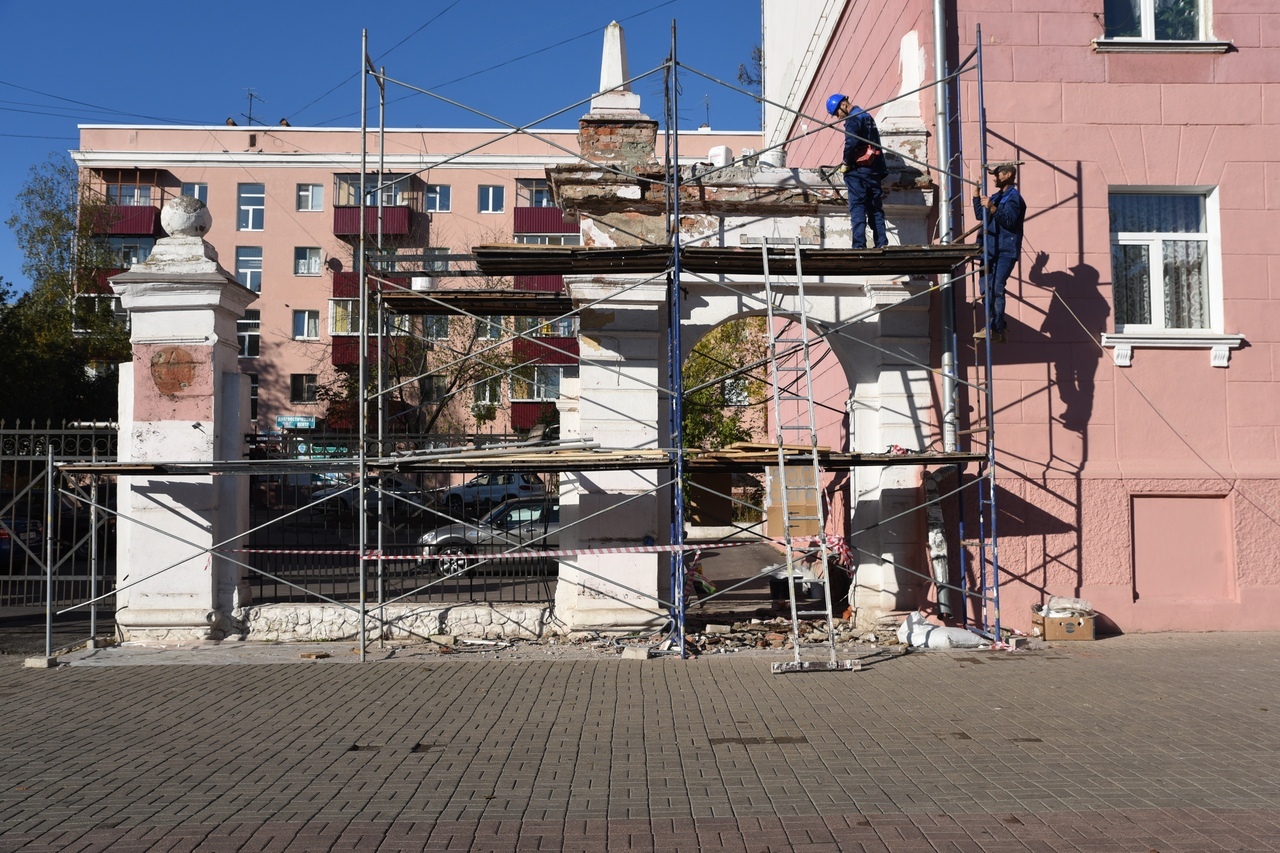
[837,164,849,175]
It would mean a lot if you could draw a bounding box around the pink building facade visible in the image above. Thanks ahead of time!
[73,125,761,434]
[768,0,1280,632]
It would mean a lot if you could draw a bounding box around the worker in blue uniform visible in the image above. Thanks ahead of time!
[826,93,889,249]
[972,163,1026,343]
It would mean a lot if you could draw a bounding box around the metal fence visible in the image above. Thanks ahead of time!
[0,422,118,612]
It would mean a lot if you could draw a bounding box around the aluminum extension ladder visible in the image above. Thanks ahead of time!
[755,237,859,674]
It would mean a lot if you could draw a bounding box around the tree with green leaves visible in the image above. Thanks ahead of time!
[681,316,768,450]
[2,154,131,423]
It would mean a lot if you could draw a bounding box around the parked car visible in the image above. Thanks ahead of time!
[311,474,425,517]
[418,497,559,575]
[432,472,546,519]
[0,514,44,569]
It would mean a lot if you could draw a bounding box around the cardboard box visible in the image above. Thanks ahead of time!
[1031,613,1095,641]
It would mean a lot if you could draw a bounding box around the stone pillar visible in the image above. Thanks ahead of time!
[110,197,256,640]
[555,276,670,631]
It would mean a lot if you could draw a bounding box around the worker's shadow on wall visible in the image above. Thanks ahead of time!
[1024,252,1109,434]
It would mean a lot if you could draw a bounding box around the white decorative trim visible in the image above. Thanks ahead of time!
[1092,38,1232,53]
[1101,332,1245,368]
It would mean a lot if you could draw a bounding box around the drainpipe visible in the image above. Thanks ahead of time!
[934,0,957,453]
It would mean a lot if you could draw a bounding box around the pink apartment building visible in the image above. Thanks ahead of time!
[72,124,762,434]
[767,0,1280,632]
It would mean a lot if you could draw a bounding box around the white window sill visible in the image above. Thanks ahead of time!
[1093,38,1232,54]
[1101,332,1245,367]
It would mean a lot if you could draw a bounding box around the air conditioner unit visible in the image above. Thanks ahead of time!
[411,276,435,291]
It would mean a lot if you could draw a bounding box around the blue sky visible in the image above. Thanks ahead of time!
[0,0,763,291]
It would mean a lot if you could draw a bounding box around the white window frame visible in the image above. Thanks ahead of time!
[107,184,152,206]
[478,316,505,340]
[292,309,320,340]
[329,299,360,335]
[424,315,450,341]
[247,373,259,422]
[237,183,265,231]
[235,247,263,293]
[294,247,322,276]
[510,365,562,402]
[296,183,324,211]
[238,310,261,358]
[478,185,505,214]
[1102,187,1243,367]
[1094,0,1230,52]
[515,233,581,246]
[334,173,409,207]
[473,376,502,407]
[516,178,554,208]
[181,183,208,204]
[106,236,155,269]
[425,184,451,212]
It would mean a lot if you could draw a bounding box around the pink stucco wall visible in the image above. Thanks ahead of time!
[783,0,1280,633]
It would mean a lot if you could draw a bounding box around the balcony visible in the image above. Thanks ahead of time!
[91,205,161,236]
[513,336,578,365]
[331,336,411,367]
[513,207,577,234]
[332,272,410,297]
[333,206,412,237]
[513,274,565,293]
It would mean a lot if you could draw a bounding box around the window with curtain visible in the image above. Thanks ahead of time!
[1109,191,1213,332]
[1104,0,1202,40]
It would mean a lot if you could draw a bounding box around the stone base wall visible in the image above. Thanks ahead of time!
[117,603,561,644]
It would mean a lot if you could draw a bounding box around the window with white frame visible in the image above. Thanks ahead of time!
[106,184,152,206]
[474,375,501,405]
[516,315,577,338]
[425,184,451,212]
[329,299,360,335]
[1103,0,1204,40]
[516,178,554,208]
[238,310,261,358]
[181,183,208,203]
[478,316,504,340]
[1109,190,1219,333]
[511,365,562,402]
[237,183,265,230]
[424,315,450,340]
[106,237,155,269]
[515,233,581,246]
[247,373,258,421]
[296,183,324,211]
[334,173,410,207]
[290,373,318,404]
[294,247,322,276]
[235,247,263,293]
[292,309,320,340]
[478,185,505,214]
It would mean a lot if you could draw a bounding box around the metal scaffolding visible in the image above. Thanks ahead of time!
[35,22,1009,662]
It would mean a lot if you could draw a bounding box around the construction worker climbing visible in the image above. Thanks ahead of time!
[973,163,1026,344]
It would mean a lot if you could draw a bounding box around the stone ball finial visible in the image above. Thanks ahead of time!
[160,195,213,238]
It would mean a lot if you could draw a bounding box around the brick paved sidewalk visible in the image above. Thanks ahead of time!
[1,633,1278,851]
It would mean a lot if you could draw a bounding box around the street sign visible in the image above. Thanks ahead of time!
[275,415,316,430]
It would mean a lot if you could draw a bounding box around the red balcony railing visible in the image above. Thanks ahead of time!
[331,272,410,297]
[513,274,565,293]
[511,402,556,431]
[91,205,161,236]
[513,207,577,234]
[513,336,578,365]
[333,206,411,236]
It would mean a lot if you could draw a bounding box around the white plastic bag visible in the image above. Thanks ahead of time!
[896,611,984,649]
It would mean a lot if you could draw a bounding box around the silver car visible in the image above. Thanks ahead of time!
[418,497,559,575]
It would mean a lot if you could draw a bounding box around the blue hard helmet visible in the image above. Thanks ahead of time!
[825,93,848,115]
